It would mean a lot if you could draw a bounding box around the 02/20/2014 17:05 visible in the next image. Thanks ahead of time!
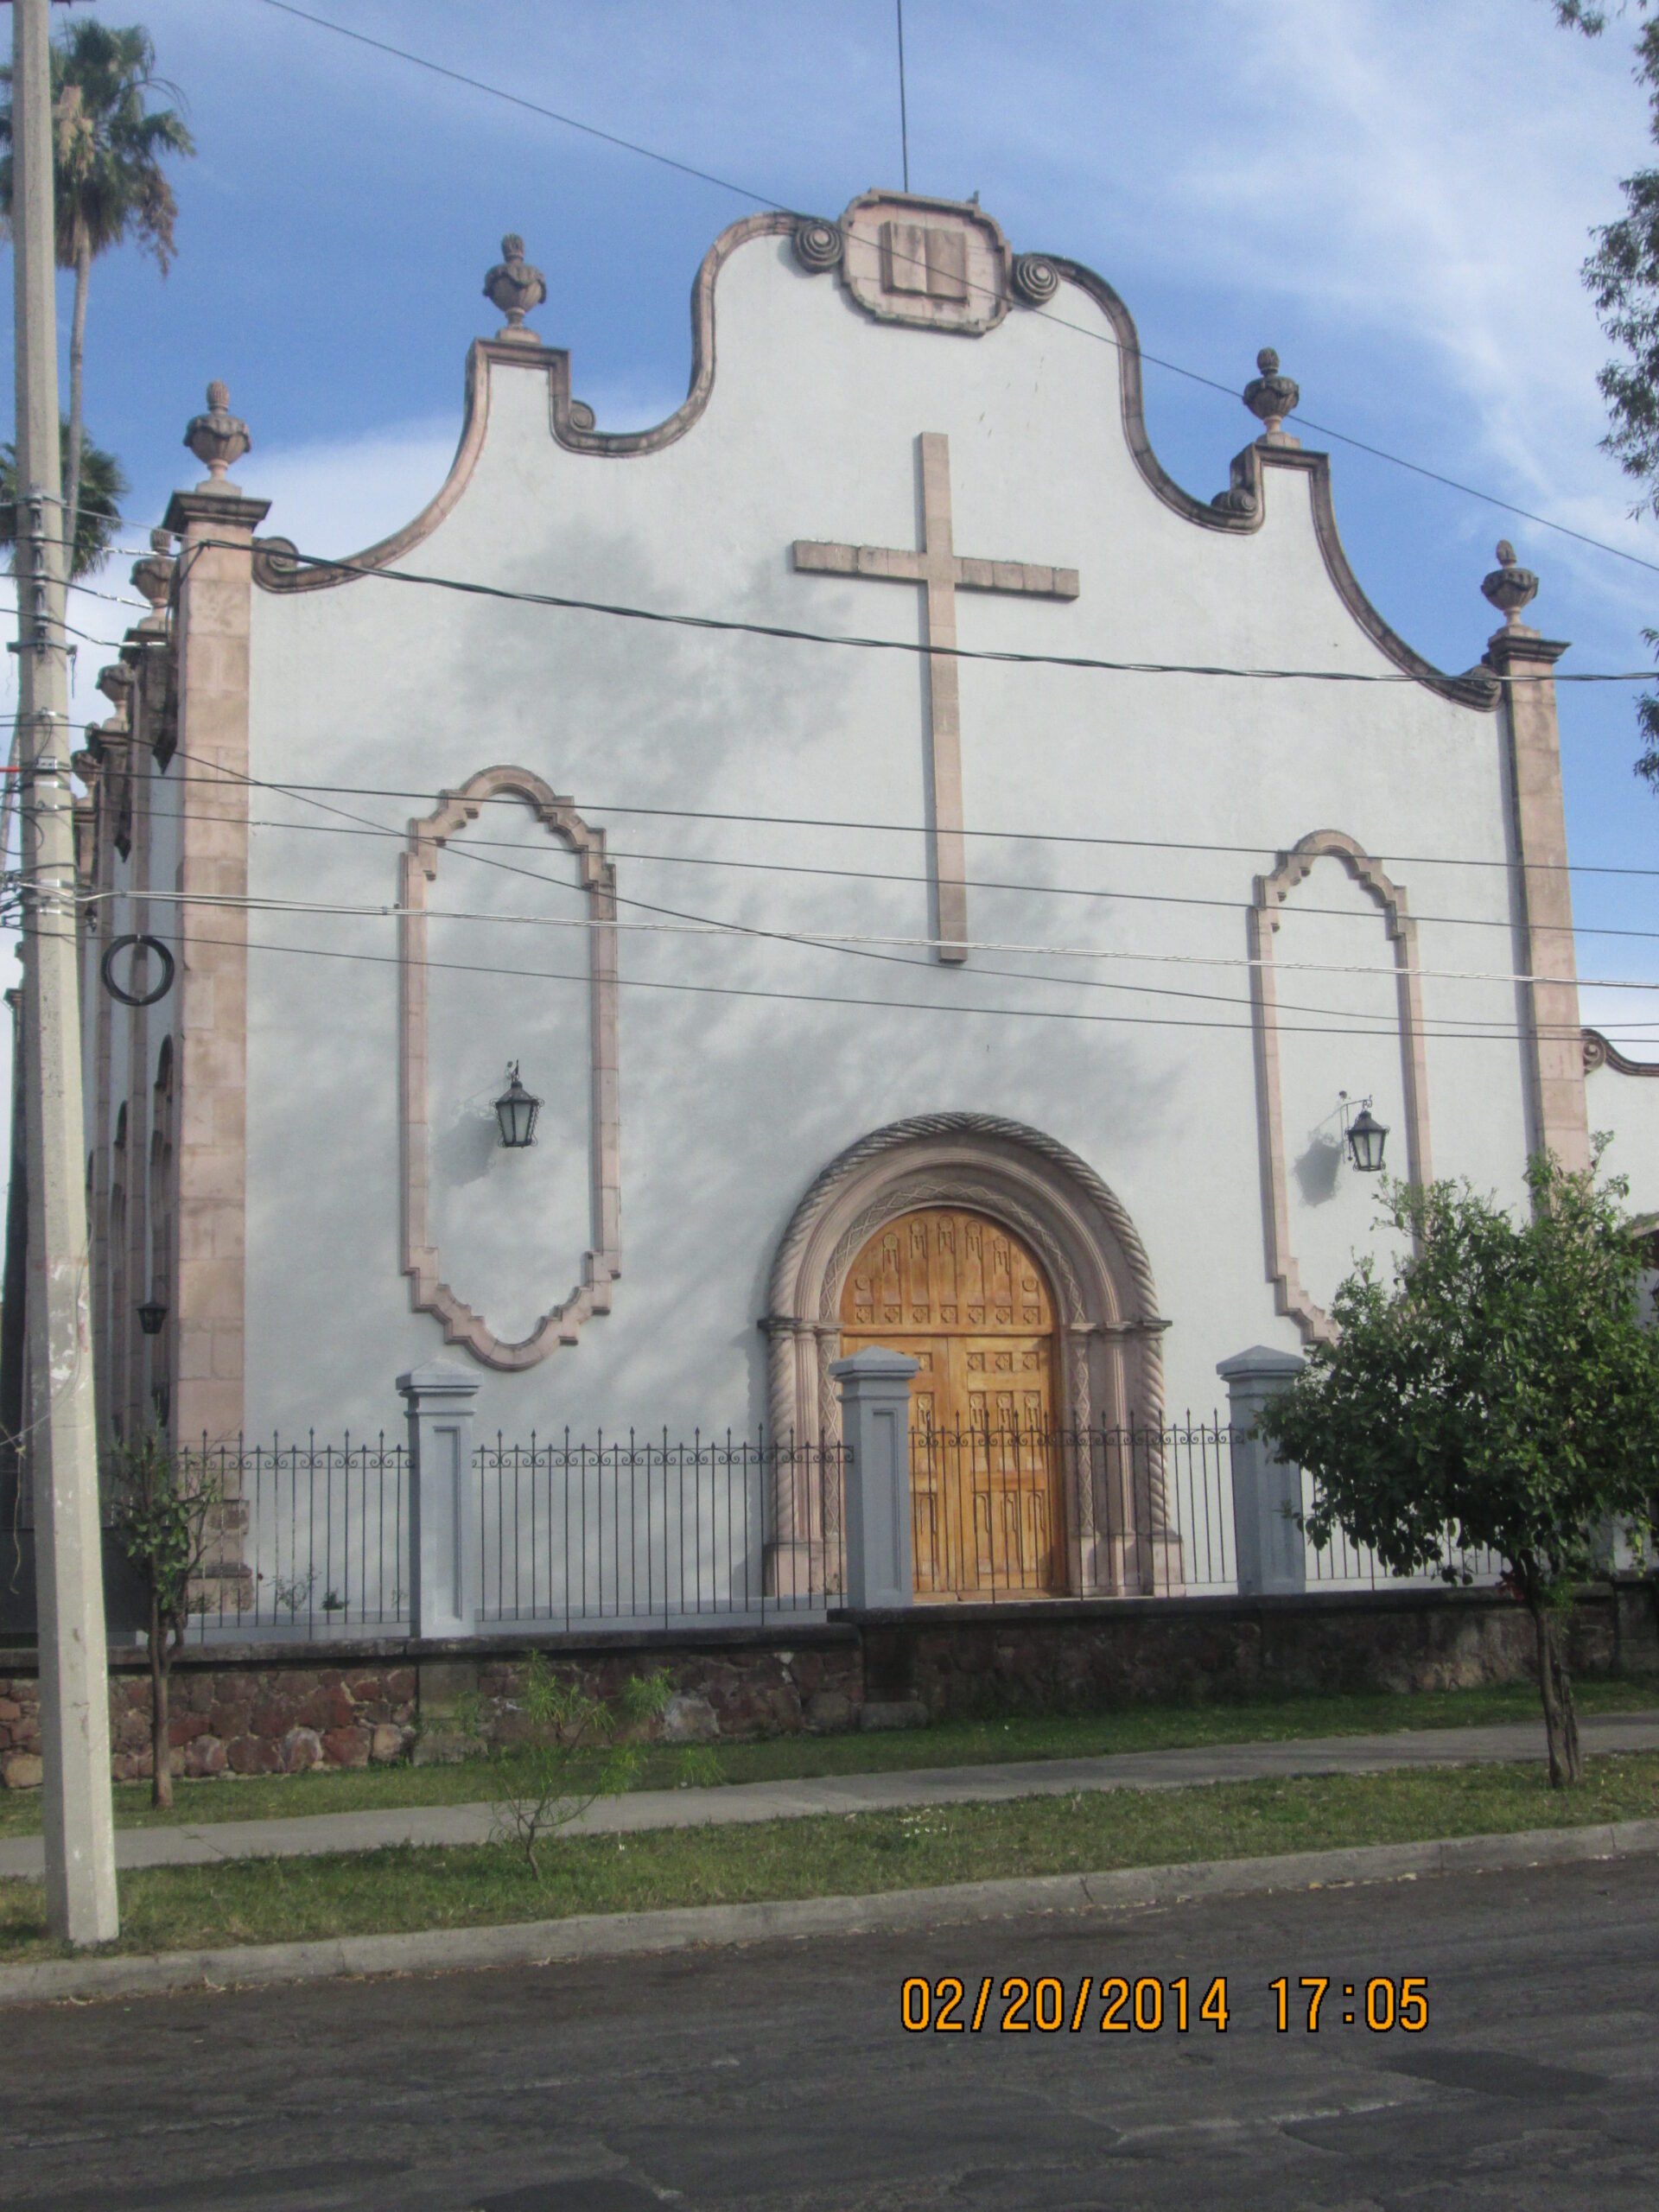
[899,1976,1430,2034]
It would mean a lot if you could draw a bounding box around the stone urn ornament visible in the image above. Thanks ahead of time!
[183,380,251,488]
[1480,540,1540,628]
[484,232,547,340]
[130,527,175,629]
[1243,347,1300,440]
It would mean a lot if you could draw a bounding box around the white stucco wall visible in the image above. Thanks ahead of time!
[230,223,1538,1442]
[1586,1058,1659,1220]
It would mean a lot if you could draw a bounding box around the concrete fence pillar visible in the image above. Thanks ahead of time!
[1217,1345,1306,1598]
[830,1346,918,1611]
[397,1361,480,1640]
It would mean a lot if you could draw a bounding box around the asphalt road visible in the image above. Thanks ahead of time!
[2,1854,1654,2211]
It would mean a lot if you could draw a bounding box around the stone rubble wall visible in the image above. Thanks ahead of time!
[0,1637,865,1789]
[0,1583,1654,1791]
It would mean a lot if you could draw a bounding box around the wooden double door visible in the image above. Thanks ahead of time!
[838,1207,1065,1596]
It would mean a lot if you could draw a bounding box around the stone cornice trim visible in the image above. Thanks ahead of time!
[1250,830,1434,1345]
[1043,262,1497,711]
[246,204,1492,712]
[399,764,620,1371]
[1583,1027,1659,1077]
[253,215,795,594]
[164,486,271,546]
[1484,629,1571,675]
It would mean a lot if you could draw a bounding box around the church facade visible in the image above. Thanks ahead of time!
[40,189,1656,1608]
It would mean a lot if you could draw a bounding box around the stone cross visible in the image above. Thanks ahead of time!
[792,431,1078,962]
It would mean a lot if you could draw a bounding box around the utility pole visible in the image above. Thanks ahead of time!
[9,0,118,1945]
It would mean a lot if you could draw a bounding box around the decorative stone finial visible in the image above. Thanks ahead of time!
[484,232,547,339]
[1480,539,1539,626]
[183,381,251,488]
[1243,346,1300,440]
[130,526,175,626]
[96,660,133,709]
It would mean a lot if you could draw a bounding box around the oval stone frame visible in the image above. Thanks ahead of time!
[399,764,620,1370]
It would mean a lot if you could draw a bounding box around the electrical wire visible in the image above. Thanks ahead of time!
[251,0,1659,582]
[32,918,1649,1048]
[90,880,1659,998]
[179,807,1659,944]
[75,744,1659,1042]
[130,760,1659,880]
[236,538,1649,685]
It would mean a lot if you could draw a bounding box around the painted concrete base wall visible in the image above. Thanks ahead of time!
[2,1580,1654,1787]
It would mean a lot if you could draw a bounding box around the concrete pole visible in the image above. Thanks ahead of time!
[10,0,119,1943]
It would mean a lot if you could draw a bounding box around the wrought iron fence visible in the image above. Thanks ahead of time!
[908,1420,1218,1599]
[181,1433,409,1639]
[161,1418,1502,1643]
[905,1416,1504,1602]
[475,1432,846,1626]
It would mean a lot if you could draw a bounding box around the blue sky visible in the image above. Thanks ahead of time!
[4,0,1657,1082]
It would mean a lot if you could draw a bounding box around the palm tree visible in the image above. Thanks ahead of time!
[0,20,193,566]
[1,418,129,582]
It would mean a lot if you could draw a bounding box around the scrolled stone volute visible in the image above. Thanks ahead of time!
[130,525,175,626]
[1480,539,1539,626]
[484,231,547,336]
[184,379,251,486]
[791,216,842,273]
[1243,346,1300,437]
[1012,252,1060,305]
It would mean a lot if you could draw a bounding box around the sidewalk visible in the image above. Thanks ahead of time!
[3,1712,1655,1881]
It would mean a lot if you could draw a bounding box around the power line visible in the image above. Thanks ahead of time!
[110,746,1659,1036]
[245,538,1649,686]
[151,747,1659,1029]
[249,0,1659,583]
[189,807,1659,943]
[143,752,1465,1030]
[252,0,779,209]
[40,919,1647,1048]
[94,881,1659,997]
[133,760,1659,880]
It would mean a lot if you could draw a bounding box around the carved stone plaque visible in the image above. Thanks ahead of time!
[839,191,1010,335]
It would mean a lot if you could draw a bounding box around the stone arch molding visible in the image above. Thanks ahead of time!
[399,765,620,1370]
[1249,829,1433,1345]
[761,1116,1176,1596]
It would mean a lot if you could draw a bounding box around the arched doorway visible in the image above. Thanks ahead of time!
[837,1207,1064,1596]
[762,1113,1180,1599]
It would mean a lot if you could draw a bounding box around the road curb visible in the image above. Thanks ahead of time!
[3,1816,1656,2007]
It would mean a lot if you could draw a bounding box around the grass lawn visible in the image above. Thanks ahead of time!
[1,1674,1654,1841]
[1,1752,1654,1966]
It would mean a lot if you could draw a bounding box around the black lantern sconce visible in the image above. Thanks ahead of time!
[137,1298,168,1337]
[493,1061,542,1150]
[1338,1092,1389,1175]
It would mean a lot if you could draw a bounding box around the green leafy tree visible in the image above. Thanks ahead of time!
[1554,2,1659,788]
[0,416,127,582]
[0,19,193,569]
[476,1656,673,1874]
[107,1433,221,1809]
[1256,1151,1659,1787]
